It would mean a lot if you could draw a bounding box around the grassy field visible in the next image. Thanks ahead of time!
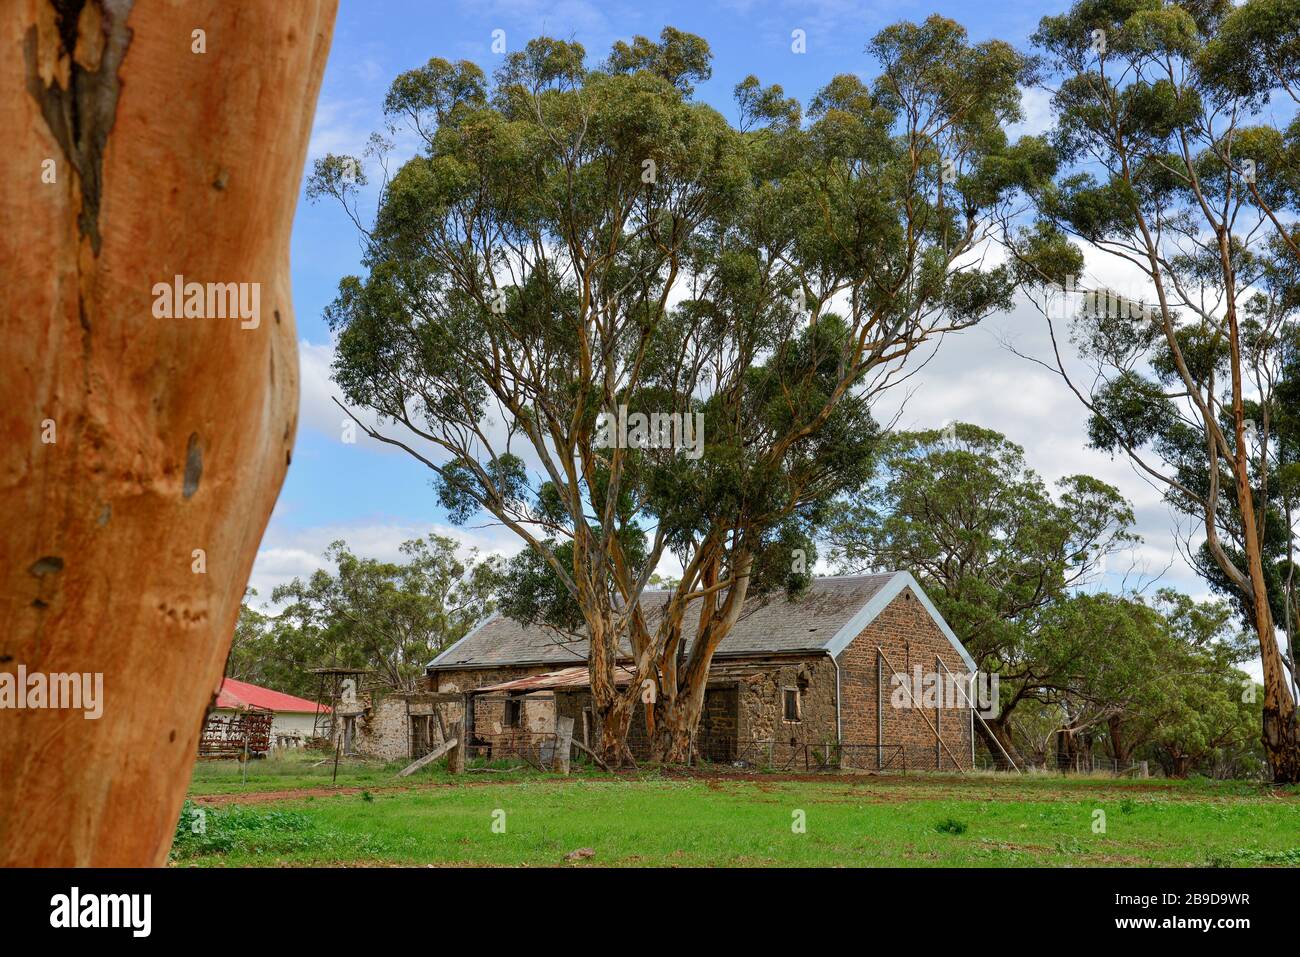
[176,752,1300,867]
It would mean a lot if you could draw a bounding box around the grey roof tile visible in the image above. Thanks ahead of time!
[429,573,899,670]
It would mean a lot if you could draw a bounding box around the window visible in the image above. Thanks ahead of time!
[504,698,522,728]
[783,688,801,722]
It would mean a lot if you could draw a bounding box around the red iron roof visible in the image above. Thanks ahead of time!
[216,677,328,714]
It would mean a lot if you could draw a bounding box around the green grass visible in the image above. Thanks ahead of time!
[177,760,1300,867]
[187,749,553,795]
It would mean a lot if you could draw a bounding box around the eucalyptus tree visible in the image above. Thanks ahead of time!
[1009,0,1300,780]
[1197,0,1300,261]
[826,423,1138,761]
[313,21,1034,762]
[626,19,1037,760]
[270,537,500,692]
[1105,589,1257,774]
[1013,590,1256,775]
[313,31,741,759]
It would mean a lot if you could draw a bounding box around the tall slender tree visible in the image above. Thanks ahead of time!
[1009,0,1300,779]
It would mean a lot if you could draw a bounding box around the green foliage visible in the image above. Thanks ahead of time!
[1199,0,1300,102]
[170,800,317,861]
[230,536,501,694]
[828,423,1137,686]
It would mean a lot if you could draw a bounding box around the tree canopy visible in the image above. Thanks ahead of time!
[310,21,1035,761]
[229,536,500,696]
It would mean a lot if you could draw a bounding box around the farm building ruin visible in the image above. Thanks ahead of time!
[340,573,983,771]
[200,678,330,756]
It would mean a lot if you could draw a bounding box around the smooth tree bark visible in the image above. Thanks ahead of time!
[0,0,335,865]
[1016,0,1300,782]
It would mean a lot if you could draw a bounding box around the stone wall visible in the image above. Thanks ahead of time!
[835,587,974,771]
[354,691,410,760]
[410,586,977,771]
[554,685,742,760]
[696,685,737,762]
[732,656,839,767]
[428,664,560,737]
[334,678,541,762]
[554,691,649,755]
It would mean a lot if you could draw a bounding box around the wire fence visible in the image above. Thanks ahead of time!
[974,751,1148,776]
[408,725,1148,777]
[689,739,970,773]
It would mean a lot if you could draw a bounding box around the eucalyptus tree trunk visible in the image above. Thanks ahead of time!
[586,608,634,765]
[0,0,336,865]
[1219,232,1300,784]
[649,551,754,763]
[975,714,1025,770]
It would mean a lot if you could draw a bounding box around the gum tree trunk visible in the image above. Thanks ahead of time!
[586,610,634,766]
[1219,227,1300,785]
[648,551,754,763]
[0,0,336,865]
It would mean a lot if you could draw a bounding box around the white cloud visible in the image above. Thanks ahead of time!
[307,96,374,162]
[248,519,525,610]
[1007,85,1053,140]
[873,295,1197,585]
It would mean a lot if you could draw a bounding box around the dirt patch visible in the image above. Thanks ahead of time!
[192,767,1294,807]
[193,776,579,806]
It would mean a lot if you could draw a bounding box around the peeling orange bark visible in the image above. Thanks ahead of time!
[0,0,337,865]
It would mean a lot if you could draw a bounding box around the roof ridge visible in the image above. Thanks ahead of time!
[637,571,899,597]
[427,573,923,670]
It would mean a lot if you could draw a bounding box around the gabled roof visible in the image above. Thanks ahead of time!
[215,678,328,714]
[428,572,976,673]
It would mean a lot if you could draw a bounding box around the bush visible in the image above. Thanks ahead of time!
[170,799,318,861]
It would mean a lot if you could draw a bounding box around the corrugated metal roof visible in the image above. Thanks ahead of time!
[215,678,328,714]
[472,666,636,693]
[429,573,899,670]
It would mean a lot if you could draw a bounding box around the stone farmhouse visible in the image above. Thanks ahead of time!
[376,572,982,771]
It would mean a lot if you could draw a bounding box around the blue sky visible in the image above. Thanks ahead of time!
[256,0,1213,629]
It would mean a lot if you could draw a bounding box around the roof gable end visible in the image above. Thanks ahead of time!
[821,571,977,671]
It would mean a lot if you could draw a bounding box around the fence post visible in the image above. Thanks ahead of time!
[555,717,574,775]
[876,650,883,770]
[935,655,942,771]
[448,719,465,775]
